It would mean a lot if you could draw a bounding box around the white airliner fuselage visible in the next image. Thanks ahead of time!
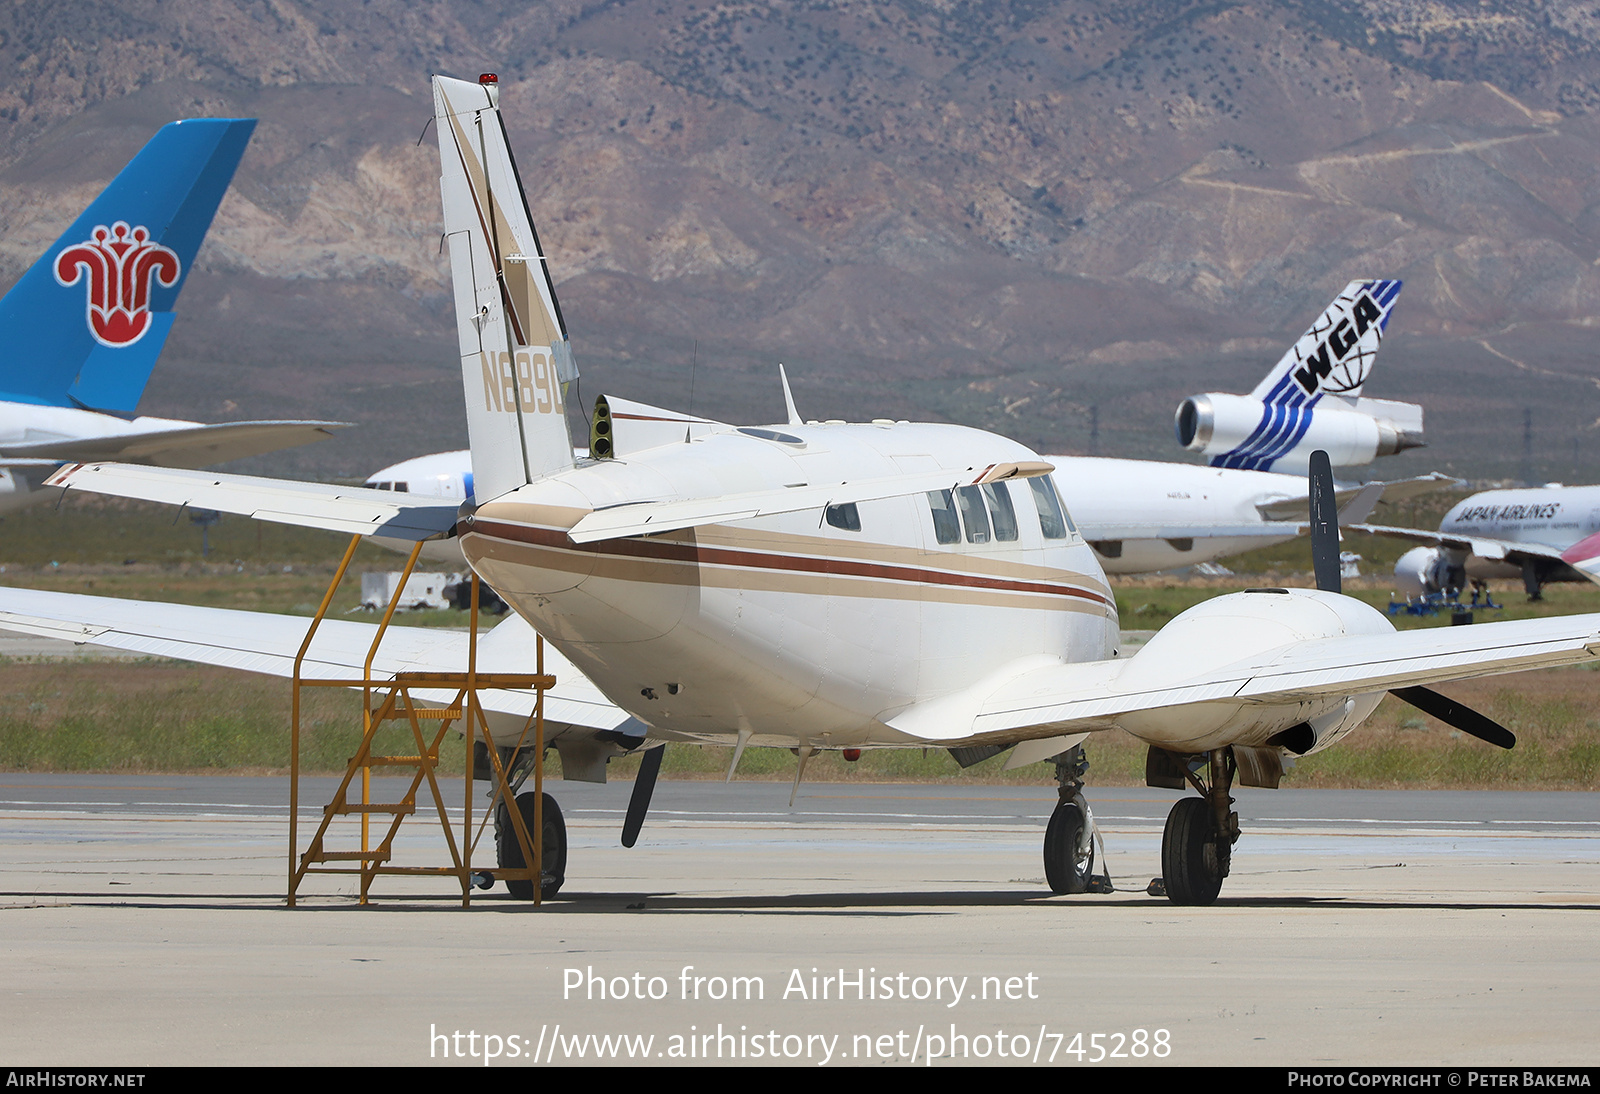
[1444,485,1600,568]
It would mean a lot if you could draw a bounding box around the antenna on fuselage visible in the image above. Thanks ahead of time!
[687,339,698,415]
[789,744,814,807]
[779,364,803,427]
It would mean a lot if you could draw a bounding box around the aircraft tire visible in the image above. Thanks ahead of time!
[1043,798,1093,894]
[1160,797,1226,906]
[497,791,566,900]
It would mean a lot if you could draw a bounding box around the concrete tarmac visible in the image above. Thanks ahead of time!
[1,775,1597,1067]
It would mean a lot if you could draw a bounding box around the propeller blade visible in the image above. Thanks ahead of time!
[621,744,666,847]
[1390,685,1516,749]
[1308,449,1341,594]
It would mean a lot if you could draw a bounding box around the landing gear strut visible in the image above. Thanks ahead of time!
[1043,745,1112,895]
[497,790,567,900]
[1157,747,1238,906]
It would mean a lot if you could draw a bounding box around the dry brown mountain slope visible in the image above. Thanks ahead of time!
[1,1,1599,481]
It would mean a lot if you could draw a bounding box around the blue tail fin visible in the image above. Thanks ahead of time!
[0,117,255,415]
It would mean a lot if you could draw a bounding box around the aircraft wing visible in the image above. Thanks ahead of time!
[1348,523,1571,564]
[1255,472,1461,523]
[565,461,1054,543]
[0,421,350,468]
[888,612,1600,743]
[46,462,459,541]
[0,588,629,733]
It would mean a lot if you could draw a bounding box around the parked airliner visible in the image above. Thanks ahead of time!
[1362,484,1600,599]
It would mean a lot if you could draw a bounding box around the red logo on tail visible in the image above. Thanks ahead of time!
[54,222,181,347]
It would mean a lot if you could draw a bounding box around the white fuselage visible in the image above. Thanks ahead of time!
[371,450,1309,575]
[1053,457,1305,572]
[458,422,1118,748]
[1443,486,1600,580]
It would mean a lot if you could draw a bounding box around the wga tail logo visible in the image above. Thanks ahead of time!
[54,221,181,347]
[1292,292,1384,397]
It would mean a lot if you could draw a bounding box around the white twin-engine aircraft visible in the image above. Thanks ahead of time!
[10,75,1600,906]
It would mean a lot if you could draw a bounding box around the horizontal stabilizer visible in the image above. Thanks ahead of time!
[46,462,459,541]
[2,420,348,468]
[566,461,1054,543]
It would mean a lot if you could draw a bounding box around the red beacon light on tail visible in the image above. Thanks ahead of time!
[479,73,498,85]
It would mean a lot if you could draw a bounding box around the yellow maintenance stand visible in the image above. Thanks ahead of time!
[286,535,555,908]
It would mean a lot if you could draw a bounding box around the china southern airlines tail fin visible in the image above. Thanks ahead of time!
[1251,279,1402,406]
[434,74,578,504]
[0,118,255,416]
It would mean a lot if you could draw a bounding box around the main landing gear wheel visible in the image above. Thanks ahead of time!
[1043,798,1094,895]
[498,790,566,900]
[1160,797,1228,906]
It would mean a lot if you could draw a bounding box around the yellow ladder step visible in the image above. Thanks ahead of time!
[324,803,416,816]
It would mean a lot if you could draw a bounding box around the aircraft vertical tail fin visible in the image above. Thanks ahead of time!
[0,118,255,416]
[1251,280,1402,406]
[433,74,578,505]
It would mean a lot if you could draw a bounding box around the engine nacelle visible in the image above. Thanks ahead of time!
[1393,546,1465,598]
[1116,587,1392,754]
[1175,392,1424,473]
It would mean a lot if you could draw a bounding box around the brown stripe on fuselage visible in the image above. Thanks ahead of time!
[474,499,1115,592]
[465,517,1115,610]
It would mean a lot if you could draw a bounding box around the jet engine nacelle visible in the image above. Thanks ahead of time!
[1175,392,1424,472]
[1393,546,1465,598]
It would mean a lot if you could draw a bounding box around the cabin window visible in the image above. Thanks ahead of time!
[926,490,960,544]
[825,502,861,531]
[983,482,1019,542]
[956,485,991,543]
[1028,476,1070,539]
[393,482,409,493]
